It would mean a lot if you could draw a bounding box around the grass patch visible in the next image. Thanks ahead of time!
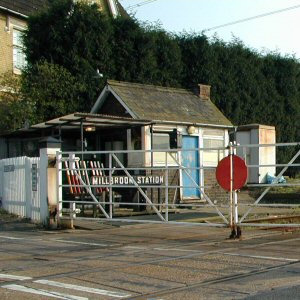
[0,208,8,215]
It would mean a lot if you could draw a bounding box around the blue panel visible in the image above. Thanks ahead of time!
[182,136,200,198]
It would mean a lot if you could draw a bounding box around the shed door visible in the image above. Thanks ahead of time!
[182,136,200,198]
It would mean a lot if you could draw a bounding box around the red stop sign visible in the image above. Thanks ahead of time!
[216,155,248,191]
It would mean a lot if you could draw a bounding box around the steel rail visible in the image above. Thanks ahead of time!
[233,142,300,148]
[72,217,227,227]
[247,183,300,187]
[60,166,217,171]
[238,223,300,227]
[238,203,300,207]
[58,147,227,155]
[60,184,209,188]
[59,199,230,208]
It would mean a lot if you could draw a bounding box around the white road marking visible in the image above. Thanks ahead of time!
[35,279,131,298]
[0,274,32,281]
[153,247,202,253]
[2,284,88,300]
[123,246,147,250]
[255,237,300,246]
[124,246,202,253]
[223,252,299,262]
[0,235,42,241]
[53,239,108,247]
[0,235,24,240]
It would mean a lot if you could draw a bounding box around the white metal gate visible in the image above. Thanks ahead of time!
[57,147,230,227]
[236,142,300,229]
[56,143,300,232]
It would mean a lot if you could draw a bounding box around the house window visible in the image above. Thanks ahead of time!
[13,29,26,72]
[203,129,225,166]
[152,133,177,165]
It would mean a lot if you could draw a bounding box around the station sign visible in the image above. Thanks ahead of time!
[92,175,164,185]
[4,165,15,172]
[32,164,38,191]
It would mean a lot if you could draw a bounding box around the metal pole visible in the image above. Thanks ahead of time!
[56,151,63,225]
[233,143,241,238]
[80,120,85,208]
[150,125,154,205]
[109,153,113,219]
[229,143,234,230]
[70,201,76,220]
[234,191,238,225]
[80,120,84,152]
[165,151,168,222]
[229,142,240,239]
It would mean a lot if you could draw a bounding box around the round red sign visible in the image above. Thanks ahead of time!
[216,155,248,191]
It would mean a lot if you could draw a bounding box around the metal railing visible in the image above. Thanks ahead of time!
[56,142,300,230]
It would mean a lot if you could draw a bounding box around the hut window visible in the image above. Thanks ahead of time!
[152,133,177,165]
[203,130,225,166]
[153,133,169,150]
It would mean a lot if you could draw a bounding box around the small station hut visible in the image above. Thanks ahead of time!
[0,80,234,204]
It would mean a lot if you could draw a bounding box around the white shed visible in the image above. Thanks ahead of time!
[236,124,276,183]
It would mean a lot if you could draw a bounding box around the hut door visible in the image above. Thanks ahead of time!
[182,136,200,198]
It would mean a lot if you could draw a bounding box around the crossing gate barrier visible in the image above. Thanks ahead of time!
[56,142,300,230]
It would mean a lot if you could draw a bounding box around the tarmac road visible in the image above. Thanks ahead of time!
[0,217,300,300]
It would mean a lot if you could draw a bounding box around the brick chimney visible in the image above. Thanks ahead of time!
[198,84,211,100]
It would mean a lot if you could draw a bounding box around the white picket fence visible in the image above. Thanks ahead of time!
[0,157,41,222]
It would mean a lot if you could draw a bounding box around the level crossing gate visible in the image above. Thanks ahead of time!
[56,143,300,230]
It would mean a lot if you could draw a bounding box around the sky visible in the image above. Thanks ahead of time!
[120,0,300,59]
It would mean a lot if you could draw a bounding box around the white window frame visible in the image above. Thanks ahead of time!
[12,27,26,73]
[202,130,225,167]
[152,133,177,166]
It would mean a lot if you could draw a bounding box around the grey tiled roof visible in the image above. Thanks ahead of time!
[107,80,233,126]
[0,0,47,17]
[0,0,127,18]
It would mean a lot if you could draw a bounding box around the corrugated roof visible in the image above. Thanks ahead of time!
[0,0,47,17]
[106,80,233,127]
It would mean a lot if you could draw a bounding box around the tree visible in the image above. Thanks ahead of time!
[21,61,81,123]
[0,72,33,133]
[24,0,113,111]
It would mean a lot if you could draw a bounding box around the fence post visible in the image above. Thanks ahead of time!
[56,151,62,224]
[109,153,113,219]
[39,137,61,228]
[25,158,32,219]
[165,151,168,222]
[0,160,3,208]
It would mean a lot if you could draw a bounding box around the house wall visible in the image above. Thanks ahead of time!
[0,12,27,76]
[203,169,229,204]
